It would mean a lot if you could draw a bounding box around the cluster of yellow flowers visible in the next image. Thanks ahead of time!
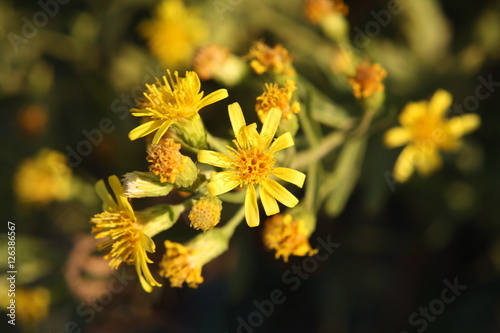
[87,0,480,293]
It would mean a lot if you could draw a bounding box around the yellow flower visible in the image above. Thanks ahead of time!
[147,138,183,183]
[189,196,223,231]
[198,103,306,227]
[91,175,162,292]
[245,41,295,76]
[159,240,204,288]
[160,228,230,288]
[128,70,228,144]
[193,44,230,81]
[263,214,318,262]
[14,148,72,206]
[2,286,51,327]
[348,61,387,99]
[384,90,481,182]
[139,0,207,67]
[255,80,301,123]
[304,0,349,24]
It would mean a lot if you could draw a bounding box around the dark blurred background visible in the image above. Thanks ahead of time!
[1,0,499,332]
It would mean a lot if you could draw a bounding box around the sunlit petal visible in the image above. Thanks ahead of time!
[128,120,162,141]
[270,132,294,152]
[272,167,306,188]
[245,184,260,227]
[260,107,281,147]
[198,89,229,110]
[264,178,299,208]
[207,174,240,196]
[198,150,233,168]
[228,102,246,137]
[260,181,280,216]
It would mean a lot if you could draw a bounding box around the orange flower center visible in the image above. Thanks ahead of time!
[233,146,275,185]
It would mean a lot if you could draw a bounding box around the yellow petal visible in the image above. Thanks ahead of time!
[228,103,246,138]
[207,172,240,196]
[198,150,233,168]
[270,132,294,152]
[152,120,172,144]
[260,107,281,147]
[272,167,306,188]
[393,145,419,182]
[140,232,156,253]
[264,178,299,208]
[447,114,480,137]
[429,89,452,117]
[128,120,163,141]
[245,184,260,227]
[198,89,229,110]
[398,101,427,126]
[95,179,117,212]
[260,182,280,216]
[108,176,135,218]
[415,147,442,177]
[384,127,412,148]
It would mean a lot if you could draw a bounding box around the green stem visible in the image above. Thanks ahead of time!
[207,133,230,153]
[291,131,345,170]
[220,205,246,237]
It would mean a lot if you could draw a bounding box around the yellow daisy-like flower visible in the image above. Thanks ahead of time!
[255,80,301,123]
[304,0,349,24]
[91,175,162,292]
[263,214,318,262]
[139,0,207,67]
[128,70,228,144]
[198,103,306,227]
[14,148,72,206]
[384,90,481,182]
[245,41,295,76]
[348,61,387,99]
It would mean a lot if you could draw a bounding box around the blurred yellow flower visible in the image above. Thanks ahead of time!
[14,148,72,206]
[193,44,230,81]
[304,0,349,24]
[255,80,300,123]
[139,0,207,67]
[246,41,295,76]
[2,287,51,327]
[384,90,481,182]
[263,214,318,262]
[128,70,228,144]
[198,103,306,227]
[348,61,387,99]
[91,175,162,292]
